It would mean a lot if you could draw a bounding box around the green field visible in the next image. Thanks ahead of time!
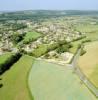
[75,24,98,33]
[29,60,97,100]
[78,41,98,88]
[32,44,48,57]
[0,52,13,65]
[75,24,98,41]
[0,55,34,100]
[69,38,85,54]
[69,41,80,54]
[23,31,42,43]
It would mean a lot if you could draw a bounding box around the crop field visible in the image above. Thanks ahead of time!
[28,60,97,100]
[78,41,98,89]
[23,31,42,43]
[0,52,13,65]
[0,55,34,100]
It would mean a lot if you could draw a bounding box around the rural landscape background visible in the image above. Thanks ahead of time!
[0,0,98,100]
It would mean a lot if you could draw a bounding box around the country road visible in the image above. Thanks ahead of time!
[71,47,98,97]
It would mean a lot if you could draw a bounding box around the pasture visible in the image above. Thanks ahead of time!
[28,60,97,100]
[0,55,34,100]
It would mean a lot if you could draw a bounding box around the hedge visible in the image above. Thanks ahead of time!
[0,53,22,75]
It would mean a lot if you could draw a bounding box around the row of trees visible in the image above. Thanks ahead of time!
[0,53,22,75]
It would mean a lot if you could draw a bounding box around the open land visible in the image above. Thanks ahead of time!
[78,41,98,88]
[0,10,98,100]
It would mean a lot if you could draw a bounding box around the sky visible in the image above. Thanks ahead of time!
[0,0,98,11]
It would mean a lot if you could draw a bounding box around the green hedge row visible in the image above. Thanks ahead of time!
[0,53,22,75]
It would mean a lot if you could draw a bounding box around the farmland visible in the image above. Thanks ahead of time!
[0,55,34,100]
[74,21,98,41]
[78,41,98,89]
[0,10,98,100]
[29,60,97,100]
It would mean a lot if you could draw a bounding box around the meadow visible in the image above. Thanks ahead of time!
[0,55,34,100]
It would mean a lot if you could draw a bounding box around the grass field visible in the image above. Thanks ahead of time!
[69,39,85,54]
[78,41,98,89]
[32,44,48,57]
[0,55,34,100]
[29,60,97,100]
[75,24,98,41]
[75,24,98,33]
[23,31,42,43]
[0,52,13,65]
[69,41,80,54]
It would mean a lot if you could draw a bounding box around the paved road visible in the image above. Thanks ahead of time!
[71,48,98,97]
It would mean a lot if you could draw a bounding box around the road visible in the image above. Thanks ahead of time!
[71,47,98,97]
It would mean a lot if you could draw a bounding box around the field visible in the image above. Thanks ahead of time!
[0,52,13,65]
[69,38,86,54]
[69,41,81,54]
[78,41,98,88]
[0,55,34,100]
[23,31,42,43]
[28,60,97,100]
[32,44,48,57]
[75,23,98,41]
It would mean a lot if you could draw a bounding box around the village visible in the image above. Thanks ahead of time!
[0,16,85,64]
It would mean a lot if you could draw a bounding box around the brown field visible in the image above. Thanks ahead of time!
[78,41,98,88]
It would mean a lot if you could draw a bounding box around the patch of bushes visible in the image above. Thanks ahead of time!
[56,44,72,54]
[0,53,22,75]
[73,35,86,42]
[32,40,68,57]
[82,39,92,43]
[80,45,86,56]
[11,33,25,44]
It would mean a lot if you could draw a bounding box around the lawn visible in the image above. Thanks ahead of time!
[0,55,34,100]
[78,41,98,89]
[23,31,42,43]
[0,52,13,65]
[29,60,97,100]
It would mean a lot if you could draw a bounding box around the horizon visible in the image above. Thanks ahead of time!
[0,0,98,11]
[1,9,98,12]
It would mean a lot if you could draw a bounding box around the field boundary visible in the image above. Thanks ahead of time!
[27,57,36,100]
